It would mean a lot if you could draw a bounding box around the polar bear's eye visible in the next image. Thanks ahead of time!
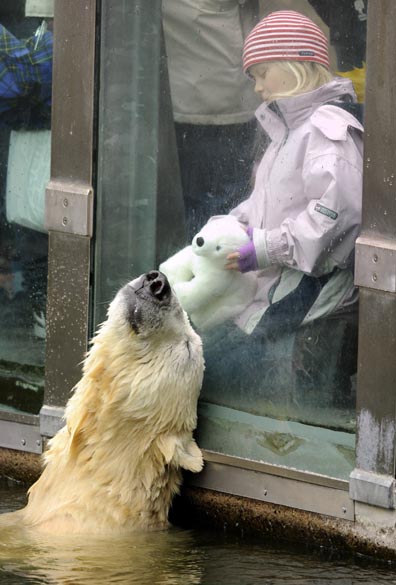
[216,245,221,251]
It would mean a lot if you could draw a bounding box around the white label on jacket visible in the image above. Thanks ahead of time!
[314,203,338,220]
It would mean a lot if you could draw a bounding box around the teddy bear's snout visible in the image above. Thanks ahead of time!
[196,237,204,247]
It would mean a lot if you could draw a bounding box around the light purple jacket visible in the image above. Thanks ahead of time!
[229,77,364,330]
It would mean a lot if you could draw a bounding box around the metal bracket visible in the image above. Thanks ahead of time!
[0,420,42,454]
[350,468,395,509]
[355,235,396,292]
[40,405,65,438]
[45,179,94,237]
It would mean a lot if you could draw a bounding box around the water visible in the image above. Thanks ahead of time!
[0,483,395,584]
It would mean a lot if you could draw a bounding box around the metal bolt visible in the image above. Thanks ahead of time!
[342,507,347,514]
[36,440,41,446]
[372,254,378,263]
[21,439,26,446]
[372,273,378,282]
[63,198,69,207]
[62,216,68,226]
[263,489,268,496]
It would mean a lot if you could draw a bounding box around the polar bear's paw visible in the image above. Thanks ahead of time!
[176,438,204,473]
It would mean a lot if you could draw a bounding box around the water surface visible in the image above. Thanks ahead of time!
[0,482,395,584]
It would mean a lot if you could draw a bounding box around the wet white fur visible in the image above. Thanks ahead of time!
[1,281,204,535]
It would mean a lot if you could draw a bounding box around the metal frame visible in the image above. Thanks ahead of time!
[0,419,42,455]
[40,0,97,436]
[40,0,96,435]
[350,0,396,508]
[189,450,354,521]
[45,180,94,237]
[0,1,96,448]
[0,411,42,452]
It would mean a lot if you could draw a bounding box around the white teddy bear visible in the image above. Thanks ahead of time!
[160,216,258,330]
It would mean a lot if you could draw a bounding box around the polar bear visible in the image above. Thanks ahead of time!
[0,271,204,535]
[160,216,258,330]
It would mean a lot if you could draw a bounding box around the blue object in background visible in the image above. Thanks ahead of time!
[0,22,52,127]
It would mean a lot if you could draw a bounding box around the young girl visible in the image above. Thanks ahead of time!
[222,10,363,333]
[202,10,363,400]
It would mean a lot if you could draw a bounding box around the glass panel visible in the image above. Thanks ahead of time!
[95,0,366,481]
[162,0,367,481]
[94,0,185,326]
[0,2,53,414]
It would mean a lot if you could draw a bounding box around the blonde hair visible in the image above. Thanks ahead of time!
[267,61,334,102]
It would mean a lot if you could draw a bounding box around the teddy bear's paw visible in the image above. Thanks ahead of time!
[173,283,205,313]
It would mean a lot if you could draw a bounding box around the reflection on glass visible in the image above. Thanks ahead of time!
[94,1,186,327]
[163,0,261,241]
[161,1,367,480]
[0,4,52,414]
[94,1,366,480]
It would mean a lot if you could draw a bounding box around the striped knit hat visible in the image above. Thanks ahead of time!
[243,11,330,72]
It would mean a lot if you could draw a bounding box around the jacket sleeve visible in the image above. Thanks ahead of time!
[229,199,251,226]
[263,153,363,275]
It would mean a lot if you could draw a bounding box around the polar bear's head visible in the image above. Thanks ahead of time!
[191,217,249,261]
[107,271,192,340]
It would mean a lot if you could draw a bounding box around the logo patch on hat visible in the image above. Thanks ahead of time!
[314,203,338,220]
[299,50,315,57]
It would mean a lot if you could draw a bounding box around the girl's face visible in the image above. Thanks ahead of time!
[249,62,296,102]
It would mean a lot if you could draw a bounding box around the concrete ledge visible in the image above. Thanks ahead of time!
[171,486,396,561]
[3,448,396,561]
[0,447,42,485]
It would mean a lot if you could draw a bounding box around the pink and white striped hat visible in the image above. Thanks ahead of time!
[243,11,330,72]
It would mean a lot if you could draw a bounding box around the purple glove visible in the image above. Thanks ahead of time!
[237,228,258,273]
[246,226,254,239]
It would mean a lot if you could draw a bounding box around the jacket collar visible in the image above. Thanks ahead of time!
[255,77,358,141]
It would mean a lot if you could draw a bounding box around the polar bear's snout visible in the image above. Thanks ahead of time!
[144,270,171,303]
[133,271,171,304]
[114,271,177,336]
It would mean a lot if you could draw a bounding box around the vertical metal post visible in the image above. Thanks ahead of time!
[40,0,96,437]
[350,0,396,508]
